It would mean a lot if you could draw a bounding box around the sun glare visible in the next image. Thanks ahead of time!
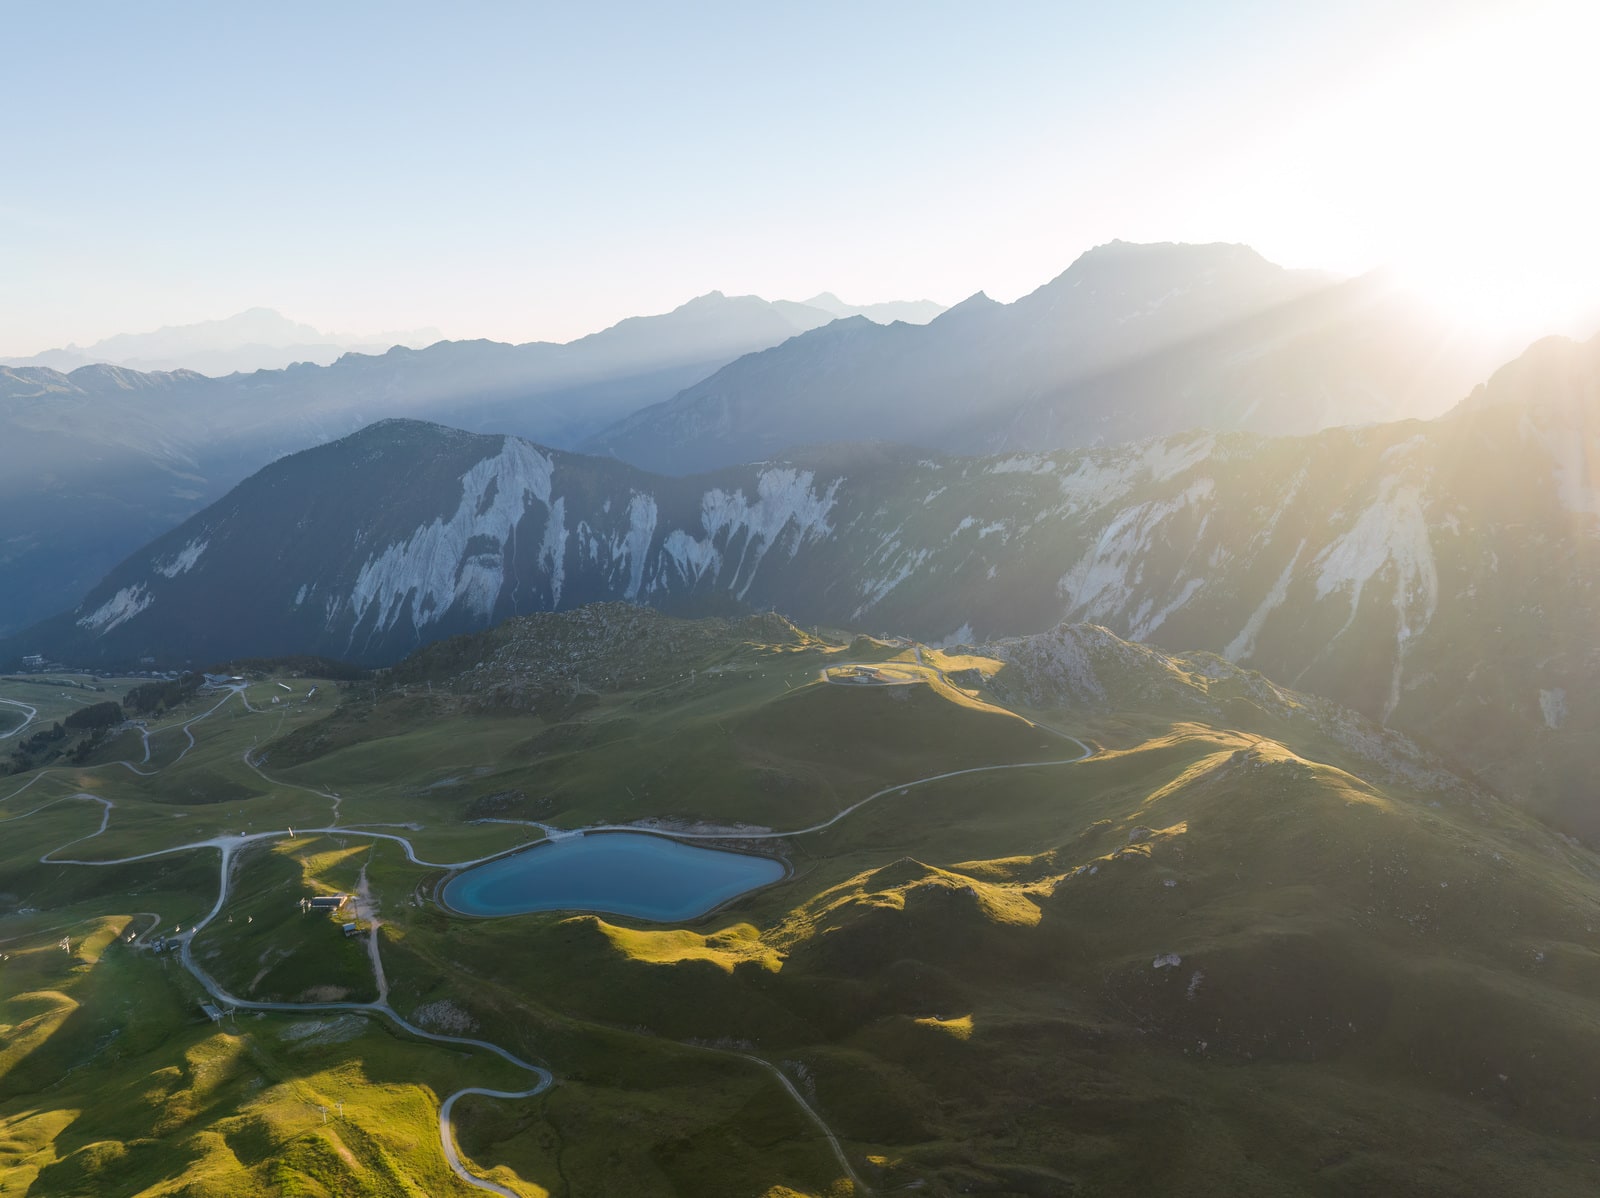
[1316,0,1600,337]
[1394,244,1598,338]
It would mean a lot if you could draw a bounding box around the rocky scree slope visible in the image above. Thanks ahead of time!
[15,333,1600,835]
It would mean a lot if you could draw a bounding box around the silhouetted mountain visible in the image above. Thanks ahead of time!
[1449,331,1600,416]
[0,307,444,376]
[798,291,945,324]
[586,241,1520,474]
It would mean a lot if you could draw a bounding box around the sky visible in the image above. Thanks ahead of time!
[3,0,1596,354]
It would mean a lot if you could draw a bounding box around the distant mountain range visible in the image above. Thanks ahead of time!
[585,241,1522,474]
[0,290,939,634]
[0,307,444,376]
[0,240,1550,648]
[1,294,946,379]
[798,292,946,325]
[11,332,1599,840]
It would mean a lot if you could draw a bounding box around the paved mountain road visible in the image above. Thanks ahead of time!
[2,671,1102,1196]
[0,698,38,740]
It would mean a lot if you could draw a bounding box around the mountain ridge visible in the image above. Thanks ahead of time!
[12,334,1600,840]
[1,306,445,376]
[0,289,922,634]
[584,240,1522,474]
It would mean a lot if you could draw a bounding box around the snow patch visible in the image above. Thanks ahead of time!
[987,454,1058,475]
[854,547,932,616]
[1313,478,1438,721]
[659,468,840,600]
[661,527,722,586]
[1142,433,1215,483]
[1540,688,1568,730]
[1521,410,1600,516]
[617,492,658,600]
[155,537,208,578]
[1224,540,1306,660]
[77,584,152,635]
[1055,458,1140,516]
[1129,576,1204,641]
[1379,434,1428,465]
[1052,433,1214,520]
[347,438,553,635]
[539,496,568,606]
[1057,479,1215,624]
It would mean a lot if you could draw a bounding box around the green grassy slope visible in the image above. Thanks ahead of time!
[2,609,1599,1197]
[440,729,1600,1194]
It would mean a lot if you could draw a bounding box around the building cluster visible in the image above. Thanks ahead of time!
[13,652,181,680]
[302,893,364,939]
[836,665,887,685]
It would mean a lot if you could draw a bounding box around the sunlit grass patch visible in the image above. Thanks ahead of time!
[912,1013,974,1040]
[596,919,782,973]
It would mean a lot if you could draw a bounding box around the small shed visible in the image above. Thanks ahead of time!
[342,923,360,938]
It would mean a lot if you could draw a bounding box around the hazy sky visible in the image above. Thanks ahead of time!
[4,0,1595,353]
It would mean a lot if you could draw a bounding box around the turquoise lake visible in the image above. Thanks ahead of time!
[440,831,786,921]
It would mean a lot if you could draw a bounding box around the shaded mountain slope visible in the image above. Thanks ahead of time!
[0,292,840,634]
[12,334,1600,837]
[586,241,1518,474]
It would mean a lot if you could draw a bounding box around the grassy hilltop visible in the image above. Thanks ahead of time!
[2,605,1599,1196]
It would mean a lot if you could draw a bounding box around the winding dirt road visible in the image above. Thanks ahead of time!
[2,683,553,1194]
[26,799,556,1193]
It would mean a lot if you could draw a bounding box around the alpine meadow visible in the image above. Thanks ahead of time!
[4,4,1600,1197]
